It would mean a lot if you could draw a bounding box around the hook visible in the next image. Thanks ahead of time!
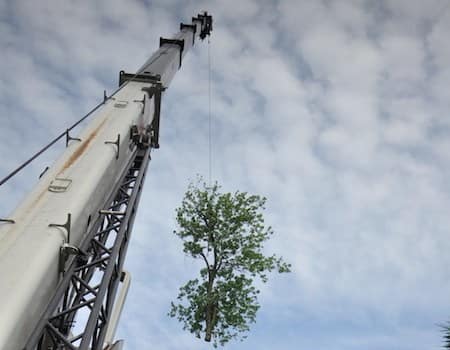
[66,129,81,147]
[105,134,121,160]
[49,213,72,243]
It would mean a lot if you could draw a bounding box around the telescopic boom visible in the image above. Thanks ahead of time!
[0,12,212,350]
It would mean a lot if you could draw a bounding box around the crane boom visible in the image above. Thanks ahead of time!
[0,12,212,350]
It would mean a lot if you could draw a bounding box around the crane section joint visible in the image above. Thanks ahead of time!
[180,23,196,45]
[118,70,161,87]
[159,38,185,68]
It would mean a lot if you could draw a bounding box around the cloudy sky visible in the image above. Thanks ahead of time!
[1,0,450,349]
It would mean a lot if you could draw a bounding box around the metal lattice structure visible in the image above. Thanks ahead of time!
[24,147,151,350]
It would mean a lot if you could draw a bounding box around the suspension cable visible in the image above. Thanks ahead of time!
[208,37,212,187]
[0,74,142,187]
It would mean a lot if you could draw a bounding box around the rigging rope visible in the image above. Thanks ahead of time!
[0,73,143,187]
[208,37,212,187]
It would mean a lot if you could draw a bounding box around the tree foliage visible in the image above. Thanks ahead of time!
[169,180,291,347]
[443,322,450,349]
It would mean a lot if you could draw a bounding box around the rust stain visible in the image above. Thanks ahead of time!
[20,186,48,223]
[33,188,47,206]
[15,117,110,219]
[59,118,108,174]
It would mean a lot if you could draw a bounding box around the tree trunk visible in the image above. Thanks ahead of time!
[205,303,214,342]
[204,269,216,342]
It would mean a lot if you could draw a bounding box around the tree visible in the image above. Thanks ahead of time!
[442,322,450,349]
[169,180,291,347]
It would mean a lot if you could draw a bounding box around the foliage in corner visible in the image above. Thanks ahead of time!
[169,179,291,347]
[443,322,450,349]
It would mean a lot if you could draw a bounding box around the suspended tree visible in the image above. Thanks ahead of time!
[169,180,291,347]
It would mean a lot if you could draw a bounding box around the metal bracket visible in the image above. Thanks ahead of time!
[142,83,164,149]
[49,213,72,243]
[192,17,202,27]
[130,124,150,149]
[130,125,139,143]
[194,11,213,40]
[133,97,145,104]
[48,178,72,193]
[131,91,161,149]
[99,210,126,216]
[66,129,81,147]
[180,23,196,45]
[0,218,15,224]
[59,243,80,273]
[159,38,185,68]
[118,70,161,87]
[105,134,120,160]
[113,100,128,108]
[59,243,88,273]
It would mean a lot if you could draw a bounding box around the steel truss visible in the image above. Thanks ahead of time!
[24,147,151,350]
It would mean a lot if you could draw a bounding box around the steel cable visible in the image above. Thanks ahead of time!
[208,37,212,187]
[0,74,143,187]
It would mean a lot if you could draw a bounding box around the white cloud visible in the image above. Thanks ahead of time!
[1,1,450,349]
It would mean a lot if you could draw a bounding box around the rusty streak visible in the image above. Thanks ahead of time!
[59,118,108,174]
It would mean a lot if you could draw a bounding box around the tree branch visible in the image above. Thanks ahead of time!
[200,251,211,271]
[195,207,220,271]
[216,256,223,271]
[213,238,220,271]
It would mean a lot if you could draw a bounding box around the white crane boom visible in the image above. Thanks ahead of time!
[0,12,212,350]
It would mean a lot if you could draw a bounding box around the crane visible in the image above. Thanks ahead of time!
[0,12,213,350]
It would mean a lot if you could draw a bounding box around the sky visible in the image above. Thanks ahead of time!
[1,0,450,349]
